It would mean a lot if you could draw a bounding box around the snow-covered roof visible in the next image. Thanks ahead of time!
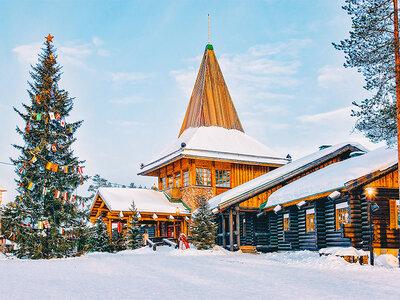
[93,188,191,215]
[139,126,289,175]
[264,147,397,209]
[208,142,368,211]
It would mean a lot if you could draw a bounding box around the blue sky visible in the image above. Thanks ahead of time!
[0,0,384,203]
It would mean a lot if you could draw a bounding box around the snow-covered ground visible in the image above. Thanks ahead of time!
[1,247,400,299]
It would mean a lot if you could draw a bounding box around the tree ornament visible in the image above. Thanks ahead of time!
[45,34,54,43]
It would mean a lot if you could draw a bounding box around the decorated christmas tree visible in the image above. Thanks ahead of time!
[127,200,141,249]
[189,197,217,250]
[1,34,89,259]
[90,216,111,252]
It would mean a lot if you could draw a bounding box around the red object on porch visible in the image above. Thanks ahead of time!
[117,222,122,233]
[178,233,189,250]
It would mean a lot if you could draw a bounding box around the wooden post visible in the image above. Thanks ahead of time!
[229,210,234,251]
[174,219,177,238]
[222,214,226,248]
[393,0,400,204]
[236,206,241,247]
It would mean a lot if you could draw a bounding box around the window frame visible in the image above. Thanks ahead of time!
[335,202,349,231]
[183,170,189,187]
[195,168,211,186]
[283,213,290,231]
[174,173,181,188]
[215,170,231,188]
[306,208,315,233]
[161,177,166,190]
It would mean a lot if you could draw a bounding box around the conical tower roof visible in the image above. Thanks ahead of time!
[179,44,244,137]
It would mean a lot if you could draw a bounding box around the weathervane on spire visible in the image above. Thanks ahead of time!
[208,14,210,44]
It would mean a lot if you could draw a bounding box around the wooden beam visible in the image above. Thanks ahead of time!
[229,210,234,251]
[236,206,240,247]
[222,214,226,248]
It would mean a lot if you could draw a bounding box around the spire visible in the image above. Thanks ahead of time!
[178,45,244,137]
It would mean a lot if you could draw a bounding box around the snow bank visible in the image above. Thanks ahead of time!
[2,247,400,299]
[376,254,399,268]
[319,247,368,258]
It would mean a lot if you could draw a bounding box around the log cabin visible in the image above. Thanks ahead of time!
[138,43,288,212]
[89,188,191,238]
[261,147,399,256]
[208,143,367,251]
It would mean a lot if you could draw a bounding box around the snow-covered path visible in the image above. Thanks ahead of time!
[1,247,400,299]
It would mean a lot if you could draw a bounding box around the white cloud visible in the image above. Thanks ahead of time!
[110,72,154,83]
[106,120,141,127]
[109,95,146,104]
[317,65,364,89]
[297,106,352,124]
[13,37,109,69]
[12,42,41,64]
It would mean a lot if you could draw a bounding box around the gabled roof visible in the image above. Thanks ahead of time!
[179,44,243,136]
[91,188,191,215]
[139,126,289,175]
[208,142,368,211]
[263,147,397,210]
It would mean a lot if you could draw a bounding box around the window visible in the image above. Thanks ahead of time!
[335,202,349,230]
[306,209,315,233]
[397,200,400,227]
[389,199,400,229]
[168,176,173,188]
[183,170,189,187]
[283,213,290,231]
[216,170,230,188]
[196,168,211,186]
[161,177,166,190]
[175,173,181,188]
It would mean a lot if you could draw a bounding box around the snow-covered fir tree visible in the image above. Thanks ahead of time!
[127,200,141,249]
[189,197,217,250]
[90,216,110,252]
[1,35,89,259]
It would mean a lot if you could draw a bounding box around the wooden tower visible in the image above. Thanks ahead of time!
[139,44,289,211]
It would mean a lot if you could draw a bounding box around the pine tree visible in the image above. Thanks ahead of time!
[90,216,110,252]
[333,0,399,145]
[1,34,89,259]
[127,200,142,249]
[189,197,217,250]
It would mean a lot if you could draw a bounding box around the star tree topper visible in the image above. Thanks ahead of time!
[45,34,54,43]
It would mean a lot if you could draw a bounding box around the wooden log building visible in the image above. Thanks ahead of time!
[208,143,367,251]
[138,44,288,212]
[89,188,191,238]
[261,147,399,256]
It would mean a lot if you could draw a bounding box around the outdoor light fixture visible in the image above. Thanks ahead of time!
[365,187,375,198]
[176,207,180,216]
[364,187,377,265]
[371,202,379,213]
[212,208,219,214]
[296,201,306,209]
[184,216,190,221]
[273,205,282,214]
[328,191,341,201]
[256,211,265,218]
